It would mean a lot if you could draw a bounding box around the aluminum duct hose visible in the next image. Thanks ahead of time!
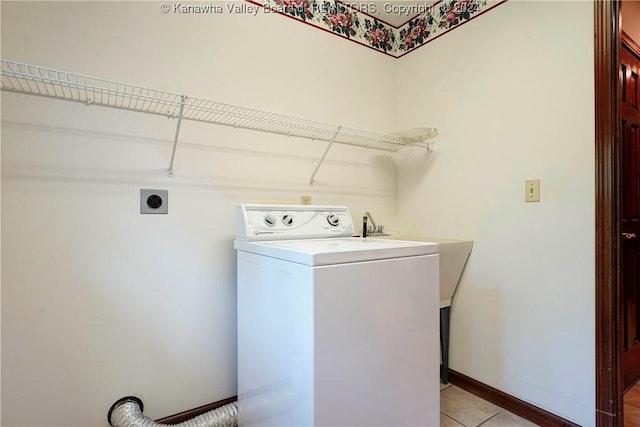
[108,396,238,427]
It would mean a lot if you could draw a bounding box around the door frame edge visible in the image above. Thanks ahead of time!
[595,1,622,426]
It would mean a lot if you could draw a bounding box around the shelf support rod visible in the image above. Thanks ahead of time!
[309,126,341,186]
[168,95,186,177]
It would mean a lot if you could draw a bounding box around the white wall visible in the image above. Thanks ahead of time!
[0,2,398,426]
[396,1,595,426]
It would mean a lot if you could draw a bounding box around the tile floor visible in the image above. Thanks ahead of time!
[440,383,540,427]
[625,381,640,427]
[441,379,640,426]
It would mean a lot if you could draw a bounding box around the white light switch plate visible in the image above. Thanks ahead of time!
[525,179,540,202]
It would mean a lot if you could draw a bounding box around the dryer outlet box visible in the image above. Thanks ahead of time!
[140,189,168,214]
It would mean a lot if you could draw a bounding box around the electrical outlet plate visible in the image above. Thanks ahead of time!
[140,189,168,214]
[301,196,312,205]
[525,179,540,202]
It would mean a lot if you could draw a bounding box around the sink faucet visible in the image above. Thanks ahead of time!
[362,211,388,237]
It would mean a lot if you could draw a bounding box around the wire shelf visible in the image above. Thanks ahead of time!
[1,59,437,179]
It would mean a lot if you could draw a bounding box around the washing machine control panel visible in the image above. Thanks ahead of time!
[236,204,354,241]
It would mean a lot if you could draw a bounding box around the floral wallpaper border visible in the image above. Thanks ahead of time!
[248,0,508,58]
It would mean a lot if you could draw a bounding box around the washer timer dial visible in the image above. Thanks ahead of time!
[327,214,340,227]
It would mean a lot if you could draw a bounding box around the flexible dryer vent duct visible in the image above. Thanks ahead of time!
[108,396,238,427]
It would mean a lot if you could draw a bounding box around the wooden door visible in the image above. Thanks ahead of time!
[621,42,640,390]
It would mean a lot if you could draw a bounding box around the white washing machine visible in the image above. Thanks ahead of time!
[235,204,440,427]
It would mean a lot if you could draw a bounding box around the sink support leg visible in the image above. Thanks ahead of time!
[440,306,451,384]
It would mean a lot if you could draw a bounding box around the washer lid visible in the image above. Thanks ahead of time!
[234,237,438,266]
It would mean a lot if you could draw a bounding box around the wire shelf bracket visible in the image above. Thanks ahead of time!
[309,126,341,186]
[0,59,438,180]
[167,95,186,177]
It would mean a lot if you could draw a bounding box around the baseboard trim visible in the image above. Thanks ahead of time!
[155,371,581,426]
[448,370,580,427]
[155,396,237,424]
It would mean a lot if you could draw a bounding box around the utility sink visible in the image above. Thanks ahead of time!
[381,236,473,308]
[380,235,473,384]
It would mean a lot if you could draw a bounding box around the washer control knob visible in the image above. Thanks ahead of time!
[282,214,294,226]
[264,214,276,227]
[327,214,340,227]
